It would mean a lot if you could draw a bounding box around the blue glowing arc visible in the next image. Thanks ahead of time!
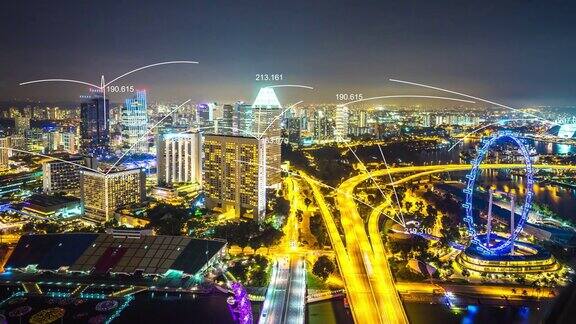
[463,133,534,255]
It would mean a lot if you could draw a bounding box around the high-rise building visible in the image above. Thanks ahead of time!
[335,105,350,141]
[0,137,10,171]
[196,103,215,124]
[312,110,334,141]
[422,113,432,127]
[80,92,110,157]
[61,132,79,154]
[80,168,146,223]
[42,157,91,195]
[219,104,234,135]
[252,87,282,187]
[286,118,301,144]
[233,102,253,136]
[14,116,30,135]
[203,134,267,220]
[122,90,149,152]
[156,132,202,186]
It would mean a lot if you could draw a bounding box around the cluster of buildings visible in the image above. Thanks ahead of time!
[1,89,493,226]
[30,87,285,225]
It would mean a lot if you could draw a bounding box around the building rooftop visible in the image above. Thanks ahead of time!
[5,233,227,276]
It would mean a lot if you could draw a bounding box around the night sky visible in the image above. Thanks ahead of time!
[1,0,575,105]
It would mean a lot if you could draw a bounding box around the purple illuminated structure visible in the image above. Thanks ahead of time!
[227,282,253,324]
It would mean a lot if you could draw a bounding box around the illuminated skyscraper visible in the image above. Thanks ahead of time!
[122,90,149,152]
[233,102,253,136]
[252,87,282,187]
[203,134,267,221]
[335,105,349,141]
[80,168,146,223]
[80,92,110,157]
[61,132,79,153]
[220,104,234,134]
[0,137,10,171]
[156,132,202,186]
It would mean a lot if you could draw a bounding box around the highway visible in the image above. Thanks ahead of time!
[259,257,290,324]
[283,257,306,324]
[338,173,409,324]
[260,178,306,324]
[299,172,380,324]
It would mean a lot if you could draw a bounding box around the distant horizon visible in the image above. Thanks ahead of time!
[2,1,576,105]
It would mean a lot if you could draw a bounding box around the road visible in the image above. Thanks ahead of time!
[261,178,306,324]
[259,257,290,324]
[283,257,306,324]
[299,172,380,324]
[338,173,409,324]
[283,178,300,253]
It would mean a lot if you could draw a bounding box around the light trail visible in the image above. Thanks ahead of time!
[104,60,199,87]
[19,79,101,89]
[264,85,314,90]
[172,125,261,140]
[448,118,538,151]
[20,60,199,90]
[107,99,191,173]
[337,95,476,107]
[377,143,405,225]
[389,78,558,125]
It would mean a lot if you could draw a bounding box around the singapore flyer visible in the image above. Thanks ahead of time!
[463,132,534,255]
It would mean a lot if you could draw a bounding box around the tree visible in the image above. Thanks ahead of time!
[147,203,189,235]
[312,256,335,281]
[274,196,290,216]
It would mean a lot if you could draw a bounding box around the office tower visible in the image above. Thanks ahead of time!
[156,132,202,186]
[122,90,149,152]
[0,137,10,171]
[14,116,30,135]
[203,134,267,221]
[80,92,110,157]
[42,157,90,195]
[80,168,146,223]
[196,103,215,124]
[335,105,350,141]
[359,110,368,128]
[252,87,282,187]
[312,110,334,141]
[286,118,301,144]
[233,102,253,136]
[220,104,234,134]
[422,113,432,127]
[61,132,79,154]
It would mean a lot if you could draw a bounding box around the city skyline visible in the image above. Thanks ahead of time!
[2,2,576,324]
